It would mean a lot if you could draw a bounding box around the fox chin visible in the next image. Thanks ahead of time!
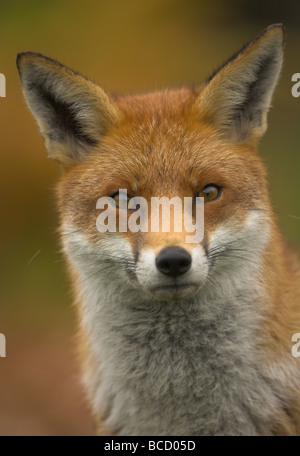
[17,24,300,436]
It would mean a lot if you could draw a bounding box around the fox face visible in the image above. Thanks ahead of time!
[56,99,271,303]
[17,25,284,304]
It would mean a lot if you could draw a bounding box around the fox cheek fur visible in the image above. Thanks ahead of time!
[17,24,300,435]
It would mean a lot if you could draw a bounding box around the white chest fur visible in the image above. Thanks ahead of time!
[78,268,279,436]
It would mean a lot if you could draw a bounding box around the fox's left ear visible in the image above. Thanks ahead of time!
[17,52,118,167]
[198,24,285,144]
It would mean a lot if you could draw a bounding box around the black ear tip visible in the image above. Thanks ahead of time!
[251,24,285,53]
[16,51,26,73]
[264,23,286,42]
[263,23,285,33]
[16,51,38,74]
[16,52,79,81]
[270,23,285,32]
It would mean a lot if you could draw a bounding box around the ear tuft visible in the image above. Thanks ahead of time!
[198,24,285,144]
[17,52,117,166]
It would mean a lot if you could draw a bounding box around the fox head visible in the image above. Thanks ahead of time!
[17,25,284,302]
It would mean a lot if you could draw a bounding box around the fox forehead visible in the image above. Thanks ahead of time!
[58,87,266,199]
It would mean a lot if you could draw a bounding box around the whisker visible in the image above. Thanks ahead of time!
[60,229,82,238]
[208,234,259,255]
[26,249,42,267]
[54,258,65,264]
[82,263,126,283]
[208,251,258,267]
[289,214,300,221]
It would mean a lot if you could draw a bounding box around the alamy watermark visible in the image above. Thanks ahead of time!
[96,191,204,243]
[0,73,6,358]
[291,73,300,98]
[292,333,300,358]
[0,333,6,358]
[0,73,6,97]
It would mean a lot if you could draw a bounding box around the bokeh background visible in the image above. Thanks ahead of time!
[0,0,299,436]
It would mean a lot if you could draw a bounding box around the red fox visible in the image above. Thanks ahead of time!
[17,24,300,435]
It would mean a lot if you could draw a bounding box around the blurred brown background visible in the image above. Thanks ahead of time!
[0,0,299,436]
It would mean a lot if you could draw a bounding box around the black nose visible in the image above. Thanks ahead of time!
[156,247,192,278]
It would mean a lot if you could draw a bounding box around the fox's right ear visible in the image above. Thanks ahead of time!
[17,52,117,167]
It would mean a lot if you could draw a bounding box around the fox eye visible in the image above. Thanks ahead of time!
[197,184,221,202]
[112,191,134,209]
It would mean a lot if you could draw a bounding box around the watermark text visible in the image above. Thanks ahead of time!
[292,333,300,358]
[96,191,204,243]
[0,73,6,97]
[291,73,300,98]
[0,333,6,358]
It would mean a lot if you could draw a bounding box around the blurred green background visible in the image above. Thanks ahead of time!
[0,0,299,436]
